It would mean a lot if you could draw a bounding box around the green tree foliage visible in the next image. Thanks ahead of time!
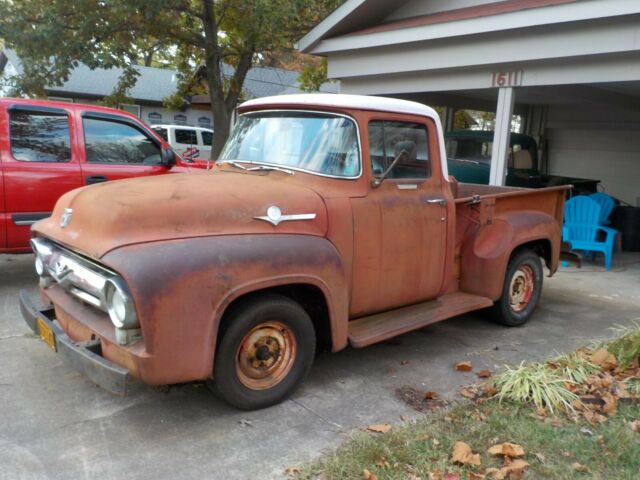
[0,0,343,158]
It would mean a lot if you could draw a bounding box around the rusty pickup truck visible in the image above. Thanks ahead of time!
[21,94,568,410]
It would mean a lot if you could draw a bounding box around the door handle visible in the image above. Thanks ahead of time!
[86,175,108,185]
[425,198,447,207]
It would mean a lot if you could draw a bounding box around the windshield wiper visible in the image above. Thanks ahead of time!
[220,160,295,176]
[246,165,295,176]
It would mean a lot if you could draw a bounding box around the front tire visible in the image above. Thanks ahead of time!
[211,294,316,410]
[490,249,543,327]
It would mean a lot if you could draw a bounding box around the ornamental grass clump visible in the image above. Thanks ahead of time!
[494,362,579,414]
[549,352,600,384]
[605,323,640,369]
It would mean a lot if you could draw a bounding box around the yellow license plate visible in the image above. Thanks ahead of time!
[37,317,57,352]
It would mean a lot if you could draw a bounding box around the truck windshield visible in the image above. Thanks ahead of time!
[219,111,360,178]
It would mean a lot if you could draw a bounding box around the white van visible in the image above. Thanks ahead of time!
[151,125,213,160]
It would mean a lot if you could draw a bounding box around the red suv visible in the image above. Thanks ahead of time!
[0,98,203,254]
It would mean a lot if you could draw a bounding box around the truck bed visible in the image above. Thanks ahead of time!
[450,181,570,295]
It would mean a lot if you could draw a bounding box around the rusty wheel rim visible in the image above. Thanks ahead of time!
[509,265,535,312]
[236,321,297,390]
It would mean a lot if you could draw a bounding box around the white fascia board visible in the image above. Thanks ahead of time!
[328,20,640,79]
[296,0,368,52]
[338,54,640,95]
[309,0,640,55]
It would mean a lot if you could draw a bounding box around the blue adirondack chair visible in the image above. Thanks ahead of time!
[589,192,615,225]
[563,196,618,271]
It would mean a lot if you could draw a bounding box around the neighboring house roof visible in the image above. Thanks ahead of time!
[296,0,401,53]
[0,49,337,103]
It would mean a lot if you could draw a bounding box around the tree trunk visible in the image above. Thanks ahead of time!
[211,104,232,160]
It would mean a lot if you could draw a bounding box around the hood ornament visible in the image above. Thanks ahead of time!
[254,205,316,227]
[60,208,73,228]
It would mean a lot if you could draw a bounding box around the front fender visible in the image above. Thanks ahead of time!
[459,210,561,300]
[102,234,348,385]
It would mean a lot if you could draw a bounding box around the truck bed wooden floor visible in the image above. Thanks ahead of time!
[348,292,494,348]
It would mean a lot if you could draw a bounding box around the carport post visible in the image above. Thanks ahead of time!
[489,87,515,186]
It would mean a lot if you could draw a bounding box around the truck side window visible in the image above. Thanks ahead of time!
[368,121,430,179]
[84,118,161,165]
[9,110,71,163]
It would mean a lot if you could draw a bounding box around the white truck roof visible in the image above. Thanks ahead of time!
[240,93,440,121]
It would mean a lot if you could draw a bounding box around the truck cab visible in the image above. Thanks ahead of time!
[21,94,567,410]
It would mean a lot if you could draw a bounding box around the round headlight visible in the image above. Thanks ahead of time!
[34,255,45,277]
[105,279,138,329]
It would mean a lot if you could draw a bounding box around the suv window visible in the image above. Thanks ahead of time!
[152,127,168,141]
[201,131,213,146]
[9,110,71,163]
[368,121,430,180]
[83,118,161,165]
[175,129,198,145]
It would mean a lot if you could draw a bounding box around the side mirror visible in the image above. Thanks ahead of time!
[160,147,177,167]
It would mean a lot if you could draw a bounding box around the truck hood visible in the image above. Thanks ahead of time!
[34,171,328,259]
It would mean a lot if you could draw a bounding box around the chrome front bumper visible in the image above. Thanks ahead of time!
[19,289,129,395]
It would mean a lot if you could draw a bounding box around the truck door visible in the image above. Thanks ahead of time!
[350,118,448,316]
[1,104,83,252]
[77,112,170,185]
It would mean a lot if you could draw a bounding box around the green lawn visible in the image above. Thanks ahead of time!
[298,400,639,479]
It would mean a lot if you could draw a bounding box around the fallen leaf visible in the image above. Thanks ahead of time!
[471,409,486,421]
[534,452,546,464]
[580,427,594,436]
[375,455,390,469]
[469,473,486,480]
[535,406,548,417]
[583,410,607,426]
[488,442,525,458]
[367,424,392,433]
[601,392,618,415]
[571,462,588,472]
[424,391,439,400]
[362,468,377,480]
[401,360,411,366]
[432,438,440,447]
[459,388,476,399]
[591,349,618,371]
[503,459,529,478]
[550,417,563,427]
[284,466,302,475]
[451,441,481,466]
[629,419,638,432]
[443,474,461,480]
[455,361,473,372]
[400,414,410,422]
[429,469,442,480]
[483,384,498,397]
[562,451,572,458]
[485,468,503,480]
[477,369,492,378]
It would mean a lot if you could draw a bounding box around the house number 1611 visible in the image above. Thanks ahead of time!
[491,71,523,88]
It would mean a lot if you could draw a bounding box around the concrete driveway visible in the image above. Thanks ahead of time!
[2,253,639,480]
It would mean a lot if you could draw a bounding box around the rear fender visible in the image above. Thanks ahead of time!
[459,210,560,300]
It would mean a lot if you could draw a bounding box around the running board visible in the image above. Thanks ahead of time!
[348,292,494,348]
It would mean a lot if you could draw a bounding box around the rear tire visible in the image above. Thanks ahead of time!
[211,294,316,410]
[490,249,543,327]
